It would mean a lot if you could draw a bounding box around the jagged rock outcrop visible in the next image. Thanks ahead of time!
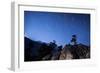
[24,37,90,61]
[59,44,90,60]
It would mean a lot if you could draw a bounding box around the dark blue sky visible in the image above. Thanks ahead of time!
[24,11,90,46]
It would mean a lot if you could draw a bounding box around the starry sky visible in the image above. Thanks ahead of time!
[24,11,90,46]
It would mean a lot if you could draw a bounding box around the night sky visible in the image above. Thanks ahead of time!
[24,11,90,46]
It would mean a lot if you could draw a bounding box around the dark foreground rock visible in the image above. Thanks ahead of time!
[24,37,90,61]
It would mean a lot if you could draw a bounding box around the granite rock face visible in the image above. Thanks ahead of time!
[24,37,90,61]
[59,44,90,60]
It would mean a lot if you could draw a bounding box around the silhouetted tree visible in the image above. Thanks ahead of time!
[58,45,62,51]
[49,40,57,49]
[71,35,77,45]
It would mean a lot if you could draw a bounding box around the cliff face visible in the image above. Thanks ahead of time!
[24,37,90,61]
[59,44,90,60]
[24,37,43,61]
